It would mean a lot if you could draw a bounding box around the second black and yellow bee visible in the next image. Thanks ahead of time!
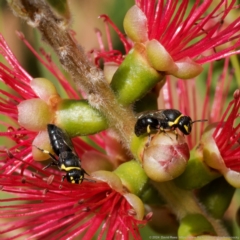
[35,124,89,184]
[134,109,207,137]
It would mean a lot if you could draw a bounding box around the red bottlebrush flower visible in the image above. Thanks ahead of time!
[95,0,240,80]
[135,0,240,64]
[0,33,100,171]
[91,19,132,66]
[0,165,145,239]
[0,33,146,238]
[202,89,240,187]
[212,89,240,170]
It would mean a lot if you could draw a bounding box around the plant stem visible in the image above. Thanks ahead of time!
[152,180,230,237]
[10,0,135,148]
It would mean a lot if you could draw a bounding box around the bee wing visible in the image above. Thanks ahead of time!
[135,110,165,119]
[55,126,75,153]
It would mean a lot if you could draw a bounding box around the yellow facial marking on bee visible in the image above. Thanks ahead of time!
[184,125,189,133]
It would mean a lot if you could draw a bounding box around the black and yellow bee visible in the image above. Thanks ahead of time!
[134,109,207,137]
[35,124,89,184]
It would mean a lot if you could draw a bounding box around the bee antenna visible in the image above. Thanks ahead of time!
[191,119,208,125]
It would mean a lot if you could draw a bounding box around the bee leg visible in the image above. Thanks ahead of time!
[42,160,59,170]
[175,132,179,140]
[61,175,66,182]
[84,178,96,183]
[81,168,96,183]
[163,130,174,141]
[33,145,58,169]
[174,129,184,141]
[144,134,153,148]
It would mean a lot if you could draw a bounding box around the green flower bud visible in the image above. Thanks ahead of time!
[110,44,164,106]
[55,99,108,137]
[197,177,235,219]
[130,134,149,163]
[178,214,216,238]
[140,185,164,205]
[175,146,220,190]
[114,160,148,196]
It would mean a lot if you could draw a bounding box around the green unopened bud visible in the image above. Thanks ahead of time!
[175,145,220,190]
[123,5,148,43]
[55,99,108,137]
[114,160,148,196]
[140,185,164,205]
[178,214,216,238]
[130,134,149,163]
[198,177,235,219]
[169,57,203,79]
[146,39,177,72]
[110,44,164,106]
[142,132,190,182]
[18,99,54,131]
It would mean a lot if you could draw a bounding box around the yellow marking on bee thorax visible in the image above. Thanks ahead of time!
[168,114,183,127]
[60,164,81,171]
[147,125,151,134]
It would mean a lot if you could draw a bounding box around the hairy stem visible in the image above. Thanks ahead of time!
[9,0,135,148]
[152,181,230,237]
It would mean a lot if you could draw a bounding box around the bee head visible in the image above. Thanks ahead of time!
[178,116,192,135]
[178,116,208,135]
